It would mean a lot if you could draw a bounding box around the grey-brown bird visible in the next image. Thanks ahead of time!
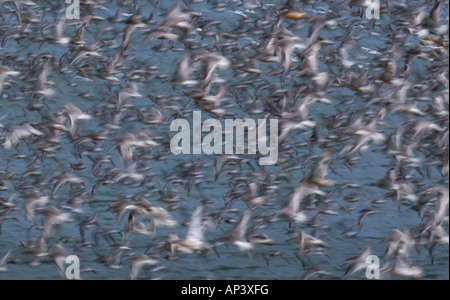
[129,254,158,280]
[276,182,325,224]
[343,246,372,280]
[42,207,74,239]
[179,204,211,252]
[24,190,50,223]
[0,250,12,272]
[115,132,158,166]
[4,123,43,151]
[222,209,254,252]
[0,66,20,97]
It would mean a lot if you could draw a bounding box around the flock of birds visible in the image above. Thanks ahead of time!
[0,0,448,280]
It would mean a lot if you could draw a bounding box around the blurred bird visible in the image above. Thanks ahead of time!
[53,104,92,139]
[24,190,50,223]
[263,251,290,267]
[4,123,43,151]
[301,264,332,280]
[115,132,159,166]
[51,172,84,197]
[0,250,12,272]
[179,205,211,252]
[277,182,325,224]
[50,242,68,278]
[42,208,74,239]
[343,246,371,280]
[129,254,158,280]
[0,66,20,97]
[222,209,254,253]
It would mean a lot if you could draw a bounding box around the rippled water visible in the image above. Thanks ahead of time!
[0,0,448,280]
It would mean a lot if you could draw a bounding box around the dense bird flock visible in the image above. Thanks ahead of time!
[0,0,448,279]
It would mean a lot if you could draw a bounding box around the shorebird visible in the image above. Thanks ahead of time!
[0,205,17,235]
[103,243,132,269]
[280,0,309,20]
[191,84,228,116]
[339,114,386,162]
[391,237,422,278]
[256,28,305,76]
[197,53,230,93]
[48,19,71,45]
[276,182,325,224]
[295,39,333,77]
[337,42,356,68]
[301,264,332,280]
[357,209,377,230]
[70,22,88,45]
[42,208,74,239]
[129,254,158,280]
[345,0,373,17]
[109,163,146,184]
[51,172,84,197]
[240,181,266,206]
[407,119,443,141]
[115,132,159,166]
[117,83,143,109]
[343,246,372,280]
[50,242,68,278]
[338,68,376,93]
[426,224,449,264]
[306,151,336,187]
[0,250,12,272]
[159,204,212,258]
[292,230,327,266]
[52,104,92,139]
[67,49,101,68]
[88,155,115,176]
[122,22,147,51]
[158,3,197,30]
[391,181,420,207]
[263,251,289,267]
[295,231,327,251]
[306,17,337,47]
[276,30,306,75]
[110,198,152,224]
[24,190,50,223]
[384,229,414,262]
[380,227,423,278]
[430,187,449,226]
[0,66,20,97]
[174,52,200,87]
[79,212,98,243]
[391,256,423,278]
[147,205,178,233]
[32,55,57,97]
[281,10,309,21]
[179,204,211,252]
[214,155,241,181]
[4,123,43,151]
[249,233,275,245]
[21,235,48,258]
[122,202,177,238]
[221,209,254,253]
